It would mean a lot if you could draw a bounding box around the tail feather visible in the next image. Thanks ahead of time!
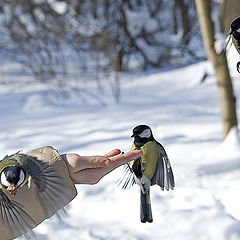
[140,189,152,223]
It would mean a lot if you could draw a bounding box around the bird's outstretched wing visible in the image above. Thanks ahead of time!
[22,154,71,218]
[0,189,36,239]
[116,163,136,189]
[152,142,175,191]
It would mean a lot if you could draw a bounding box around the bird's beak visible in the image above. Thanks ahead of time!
[7,185,18,195]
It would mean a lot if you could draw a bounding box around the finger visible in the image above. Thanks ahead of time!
[72,150,142,184]
[104,149,121,158]
[106,150,142,168]
[89,156,111,168]
[62,153,110,173]
[74,155,111,170]
[84,149,121,169]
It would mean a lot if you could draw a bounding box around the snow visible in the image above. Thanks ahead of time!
[214,33,228,54]
[48,0,67,15]
[1,55,240,239]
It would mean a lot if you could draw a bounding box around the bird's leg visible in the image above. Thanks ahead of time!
[134,175,145,193]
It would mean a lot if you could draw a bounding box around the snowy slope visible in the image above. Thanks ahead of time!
[1,47,240,240]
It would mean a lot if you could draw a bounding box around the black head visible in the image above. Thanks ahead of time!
[131,125,154,147]
[0,166,26,188]
[230,17,240,34]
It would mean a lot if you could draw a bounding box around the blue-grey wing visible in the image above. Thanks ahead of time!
[0,189,36,239]
[151,142,175,191]
[159,143,175,190]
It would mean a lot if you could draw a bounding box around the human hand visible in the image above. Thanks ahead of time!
[61,149,142,184]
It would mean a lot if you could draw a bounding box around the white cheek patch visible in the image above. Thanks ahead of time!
[237,29,240,33]
[17,170,26,187]
[1,172,10,188]
[138,129,151,138]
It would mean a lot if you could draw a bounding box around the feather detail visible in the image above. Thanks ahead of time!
[157,142,175,190]
[0,190,36,238]
[23,154,71,218]
[116,163,135,190]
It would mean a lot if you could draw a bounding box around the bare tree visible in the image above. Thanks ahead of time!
[195,0,238,138]
[73,0,202,71]
[0,0,203,103]
[174,0,193,45]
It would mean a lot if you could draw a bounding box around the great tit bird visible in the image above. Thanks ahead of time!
[229,17,240,72]
[0,152,71,238]
[118,125,174,223]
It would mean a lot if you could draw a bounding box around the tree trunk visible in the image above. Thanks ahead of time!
[113,48,123,72]
[176,0,192,45]
[195,0,238,138]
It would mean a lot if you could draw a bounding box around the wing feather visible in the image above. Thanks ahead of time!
[158,143,175,190]
[0,190,36,238]
[116,163,136,190]
[148,141,175,190]
[20,154,71,218]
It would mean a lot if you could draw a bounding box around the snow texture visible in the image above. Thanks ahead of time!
[1,49,240,239]
[214,33,228,54]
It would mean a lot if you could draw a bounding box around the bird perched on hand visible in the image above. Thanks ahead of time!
[0,152,71,238]
[228,17,240,72]
[118,125,174,223]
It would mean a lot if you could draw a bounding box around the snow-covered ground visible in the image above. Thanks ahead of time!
[1,46,240,240]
